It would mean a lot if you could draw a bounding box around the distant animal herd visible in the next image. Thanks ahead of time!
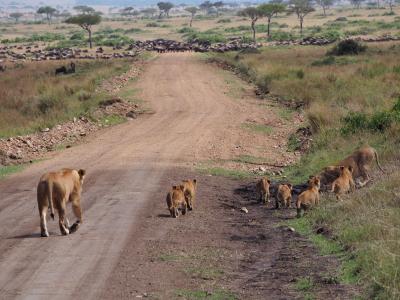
[36,145,383,237]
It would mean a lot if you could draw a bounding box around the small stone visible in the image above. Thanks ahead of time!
[287,226,295,232]
[240,207,248,214]
[41,128,50,132]
[79,132,86,136]
[259,166,266,172]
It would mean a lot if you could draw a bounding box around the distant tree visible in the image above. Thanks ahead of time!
[238,7,263,42]
[350,0,364,8]
[10,12,23,23]
[387,0,395,12]
[37,6,57,24]
[141,8,158,18]
[56,10,72,21]
[214,1,224,16]
[288,0,315,35]
[121,6,139,18]
[200,1,213,14]
[258,3,286,37]
[157,2,174,18]
[185,6,199,27]
[65,14,101,49]
[73,5,95,15]
[315,0,334,16]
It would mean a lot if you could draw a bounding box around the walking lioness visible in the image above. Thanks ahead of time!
[37,168,86,237]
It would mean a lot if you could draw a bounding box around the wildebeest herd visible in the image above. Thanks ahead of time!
[0,38,258,68]
[37,145,383,237]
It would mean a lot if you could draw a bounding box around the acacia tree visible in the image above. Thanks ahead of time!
[10,12,23,23]
[121,7,139,18]
[157,2,174,18]
[258,3,286,38]
[185,7,199,27]
[238,7,263,43]
[200,1,213,14]
[214,1,224,16]
[288,0,315,35]
[73,5,95,14]
[316,0,334,16]
[141,8,158,18]
[350,0,364,8]
[65,14,101,49]
[37,6,57,24]
[387,0,396,12]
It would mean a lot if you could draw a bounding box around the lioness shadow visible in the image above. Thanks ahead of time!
[157,213,171,218]
[8,232,51,239]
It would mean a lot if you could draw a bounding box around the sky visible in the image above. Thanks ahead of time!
[0,0,262,6]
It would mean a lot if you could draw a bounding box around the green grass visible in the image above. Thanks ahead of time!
[0,164,25,179]
[0,59,133,138]
[295,277,316,300]
[185,267,224,280]
[286,217,342,255]
[277,107,294,121]
[232,154,272,165]
[98,114,126,126]
[175,289,236,300]
[198,166,253,179]
[158,253,184,262]
[295,277,314,291]
[242,123,273,135]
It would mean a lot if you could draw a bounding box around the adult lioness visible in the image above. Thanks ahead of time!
[317,145,384,189]
[37,168,86,237]
[337,145,383,185]
[182,179,197,211]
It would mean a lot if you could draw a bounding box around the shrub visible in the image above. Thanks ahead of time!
[382,11,396,16]
[341,112,369,134]
[268,30,296,41]
[311,56,336,66]
[335,17,348,22]
[146,22,159,27]
[184,31,226,43]
[369,111,393,131]
[328,39,367,56]
[320,30,343,41]
[296,69,305,79]
[217,18,231,23]
[341,99,400,134]
[256,74,272,94]
[178,27,195,34]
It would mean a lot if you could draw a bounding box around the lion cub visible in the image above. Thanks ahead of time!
[256,177,271,204]
[331,166,355,201]
[276,184,292,209]
[296,177,321,217]
[166,185,187,218]
[182,179,197,211]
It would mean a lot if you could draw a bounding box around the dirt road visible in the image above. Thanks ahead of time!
[0,53,276,299]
